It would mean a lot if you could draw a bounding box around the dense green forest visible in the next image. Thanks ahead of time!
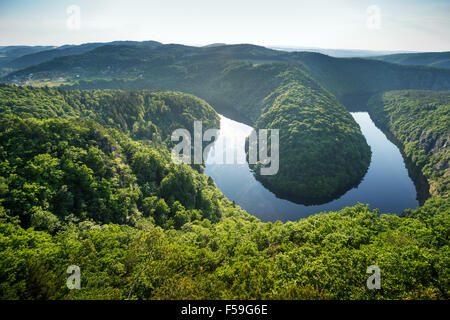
[0,116,229,227]
[0,85,219,145]
[2,194,448,299]
[367,90,449,199]
[247,65,371,203]
[0,42,449,300]
[0,84,448,300]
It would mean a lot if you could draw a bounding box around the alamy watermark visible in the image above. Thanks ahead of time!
[366,265,381,290]
[66,5,81,30]
[171,121,279,175]
[366,5,381,30]
[66,265,81,290]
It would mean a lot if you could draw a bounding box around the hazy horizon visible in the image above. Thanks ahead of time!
[1,0,449,52]
[0,40,433,55]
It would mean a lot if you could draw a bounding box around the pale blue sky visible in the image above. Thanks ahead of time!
[1,0,449,51]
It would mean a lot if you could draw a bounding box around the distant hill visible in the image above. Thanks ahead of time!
[0,45,55,76]
[270,46,415,58]
[8,40,162,69]
[0,45,55,64]
[288,51,450,108]
[4,42,449,111]
[202,43,226,48]
[372,52,450,69]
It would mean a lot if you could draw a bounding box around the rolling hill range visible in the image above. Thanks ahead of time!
[2,42,450,204]
[0,45,55,66]
[3,43,450,109]
[0,45,55,77]
[7,41,162,70]
[372,52,450,69]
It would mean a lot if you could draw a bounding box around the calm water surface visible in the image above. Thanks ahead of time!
[204,112,418,222]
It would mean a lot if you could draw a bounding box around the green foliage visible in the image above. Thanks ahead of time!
[367,90,449,198]
[0,84,219,144]
[1,203,448,300]
[0,116,230,229]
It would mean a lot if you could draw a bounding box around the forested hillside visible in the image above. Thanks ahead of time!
[0,46,56,65]
[248,65,371,203]
[289,52,450,108]
[0,45,55,76]
[0,116,230,228]
[7,41,162,70]
[372,52,450,70]
[367,90,449,199]
[0,85,219,144]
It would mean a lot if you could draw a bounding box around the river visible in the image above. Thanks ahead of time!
[204,112,419,222]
